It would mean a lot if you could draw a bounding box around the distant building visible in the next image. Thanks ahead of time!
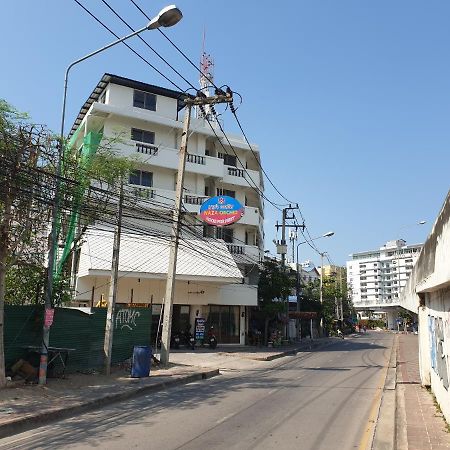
[347,240,422,308]
[288,262,320,284]
[320,265,346,281]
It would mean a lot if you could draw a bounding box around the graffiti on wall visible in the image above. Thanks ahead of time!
[115,309,141,331]
[429,315,449,390]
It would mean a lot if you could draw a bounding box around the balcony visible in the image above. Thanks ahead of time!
[116,141,224,178]
[183,194,208,213]
[135,142,158,156]
[186,154,206,165]
[223,165,261,188]
[227,167,245,178]
[226,244,261,264]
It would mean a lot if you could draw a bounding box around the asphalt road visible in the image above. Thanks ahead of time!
[0,332,394,450]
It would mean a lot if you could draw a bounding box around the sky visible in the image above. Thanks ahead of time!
[2,0,449,267]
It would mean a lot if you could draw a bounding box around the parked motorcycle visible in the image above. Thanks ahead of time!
[186,331,195,350]
[205,327,218,349]
[171,332,181,349]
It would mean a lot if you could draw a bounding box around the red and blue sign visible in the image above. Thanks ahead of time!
[200,196,244,227]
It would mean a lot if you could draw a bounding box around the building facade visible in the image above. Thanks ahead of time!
[69,74,265,344]
[347,240,422,309]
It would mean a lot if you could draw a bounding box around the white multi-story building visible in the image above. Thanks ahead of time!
[68,73,264,344]
[347,240,422,309]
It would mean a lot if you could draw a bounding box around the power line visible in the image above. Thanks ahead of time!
[99,0,196,90]
[71,0,185,91]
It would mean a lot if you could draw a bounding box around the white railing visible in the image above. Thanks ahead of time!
[187,154,206,165]
[227,167,245,178]
[135,142,158,155]
[184,194,208,205]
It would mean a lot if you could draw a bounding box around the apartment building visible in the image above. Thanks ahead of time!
[69,73,264,344]
[347,240,422,308]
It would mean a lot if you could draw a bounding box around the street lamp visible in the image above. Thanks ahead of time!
[295,232,334,339]
[40,5,183,385]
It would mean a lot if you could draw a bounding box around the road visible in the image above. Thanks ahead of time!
[0,332,394,450]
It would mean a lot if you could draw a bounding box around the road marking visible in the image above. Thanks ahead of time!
[216,414,233,424]
[358,349,390,450]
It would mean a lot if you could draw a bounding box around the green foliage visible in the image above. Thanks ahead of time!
[258,259,294,318]
[4,264,44,305]
[0,100,136,306]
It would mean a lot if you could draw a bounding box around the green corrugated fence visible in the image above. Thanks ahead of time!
[4,306,152,373]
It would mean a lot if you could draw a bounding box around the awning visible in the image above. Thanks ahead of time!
[77,228,244,284]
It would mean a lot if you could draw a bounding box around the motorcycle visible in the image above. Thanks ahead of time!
[171,332,181,349]
[184,330,195,350]
[205,327,218,349]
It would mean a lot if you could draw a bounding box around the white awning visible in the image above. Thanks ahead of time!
[77,228,244,284]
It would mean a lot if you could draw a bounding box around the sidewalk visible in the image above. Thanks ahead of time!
[396,334,450,450]
[0,338,328,439]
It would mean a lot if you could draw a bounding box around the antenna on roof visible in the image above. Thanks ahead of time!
[197,28,215,121]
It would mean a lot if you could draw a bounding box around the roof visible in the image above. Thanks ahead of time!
[68,73,189,139]
[77,228,244,283]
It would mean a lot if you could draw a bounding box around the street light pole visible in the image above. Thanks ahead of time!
[39,5,183,385]
[295,232,334,340]
[319,251,326,336]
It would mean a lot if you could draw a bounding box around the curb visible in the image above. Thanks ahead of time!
[247,339,331,361]
[371,334,398,450]
[0,368,219,439]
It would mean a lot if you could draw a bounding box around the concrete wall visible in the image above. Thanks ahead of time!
[398,190,450,423]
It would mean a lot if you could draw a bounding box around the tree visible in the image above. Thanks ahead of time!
[0,100,134,385]
[258,259,294,345]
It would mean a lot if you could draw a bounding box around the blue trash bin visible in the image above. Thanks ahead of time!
[131,346,151,378]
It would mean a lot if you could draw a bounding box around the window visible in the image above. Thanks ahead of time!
[133,90,156,111]
[131,128,155,144]
[129,170,152,187]
[216,188,235,198]
[216,227,233,243]
[218,152,237,167]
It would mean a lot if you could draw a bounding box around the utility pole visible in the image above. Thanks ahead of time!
[319,252,325,336]
[160,91,232,366]
[275,205,300,341]
[104,181,124,375]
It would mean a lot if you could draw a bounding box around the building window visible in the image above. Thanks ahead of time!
[133,90,156,111]
[218,152,237,167]
[216,227,233,243]
[131,128,155,144]
[129,170,153,187]
[217,188,235,198]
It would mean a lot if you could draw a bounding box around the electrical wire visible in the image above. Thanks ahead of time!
[99,0,196,90]
[71,0,185,92]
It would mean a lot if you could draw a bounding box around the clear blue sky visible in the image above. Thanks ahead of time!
[2,1,449,266]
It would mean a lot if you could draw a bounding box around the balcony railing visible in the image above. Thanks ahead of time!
[226,244,245,255]
[227,167,245,178]
[135,142,158,155]
[184,194,208,205]
[187,154,206,165]
[131,186,155,200]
